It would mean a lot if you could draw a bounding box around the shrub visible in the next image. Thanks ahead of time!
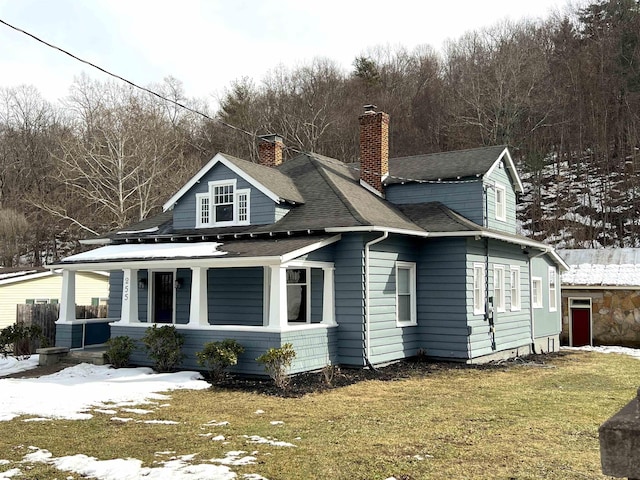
[141,325,184,372]
[0,322,45,359]
[256,343,296,389]
[196,339,245,382]
[105,336,136,368]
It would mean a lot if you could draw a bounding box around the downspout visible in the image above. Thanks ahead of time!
[483,182,496,351]
[527,248,551,354]
[364,231,388,369]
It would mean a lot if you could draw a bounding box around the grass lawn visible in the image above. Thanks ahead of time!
[1,350,638,479]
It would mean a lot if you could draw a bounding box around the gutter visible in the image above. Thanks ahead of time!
[364,231,388,368]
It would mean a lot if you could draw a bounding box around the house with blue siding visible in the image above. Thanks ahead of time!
[50,106,567,375]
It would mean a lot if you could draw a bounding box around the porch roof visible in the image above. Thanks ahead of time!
[49,235,340,269]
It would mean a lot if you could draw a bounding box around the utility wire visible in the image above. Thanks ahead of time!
[0,17,486,186]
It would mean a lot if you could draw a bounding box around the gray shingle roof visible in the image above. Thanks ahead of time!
[396,202,480,232]
[220,153,304,204]
[387,145,508,184]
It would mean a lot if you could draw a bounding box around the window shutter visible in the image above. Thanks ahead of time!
[25,299,34,305]
[91,297,99,306]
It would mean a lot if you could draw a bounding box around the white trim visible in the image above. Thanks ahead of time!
[532,277,543,309]
[195,192,210,228]
[510,266,521,311]
[568,297,592,347]
[324,226,568,271]
[473,263,485,315]
[0,270,54,286]
[147,269,178,324]
[237,188,250,224]
[548,266,558,312]
[280,235,342,263]
[163,153,282,211]
[395,261,417,326]
[485,147,524,193]
[359,178,385,197]
[209,179,237,227]
[286,266,311,323]
[494,183,507,222]
[494,265,505,313]
[111,321,339,333]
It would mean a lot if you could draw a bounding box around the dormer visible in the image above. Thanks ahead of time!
[163,152,304,230]
[385,145,523,235]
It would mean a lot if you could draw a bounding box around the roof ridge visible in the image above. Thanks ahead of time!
[306,154,369,226]
[390,145,508,162]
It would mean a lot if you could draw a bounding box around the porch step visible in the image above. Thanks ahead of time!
[68,349,108,366]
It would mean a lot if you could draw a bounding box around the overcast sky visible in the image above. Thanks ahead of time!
[0,0,574,107]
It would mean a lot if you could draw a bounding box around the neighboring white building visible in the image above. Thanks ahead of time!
[0,268,109,330]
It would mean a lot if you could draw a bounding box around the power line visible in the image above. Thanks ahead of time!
[0,17,485,186]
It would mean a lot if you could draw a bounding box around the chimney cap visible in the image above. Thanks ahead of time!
[363,104,378,113]
[259,133,284,144]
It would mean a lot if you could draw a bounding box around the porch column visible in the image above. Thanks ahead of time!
[268,265,288,329]
[120,268,139,324]
[58,270,76,323]
[322,266,336,325]
[188,266,209,326]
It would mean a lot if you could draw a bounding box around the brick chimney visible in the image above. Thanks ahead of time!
[359,105,389,195]
[258,134,284,167]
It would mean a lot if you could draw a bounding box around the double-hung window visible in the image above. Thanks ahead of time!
[196,180,250,227]
[548,267,557,312]
[396,261,416,326]
[287,268,309,323]
[473,263,485,315]
[495,184,506,221]
[494,265,505,312]
[510,267,521,311]
[532,277,543,308]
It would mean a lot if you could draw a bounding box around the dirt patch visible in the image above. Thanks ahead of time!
[210,353,562,398]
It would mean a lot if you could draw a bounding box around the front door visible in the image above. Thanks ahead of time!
[153,272,174,323]
[571,308,591,346]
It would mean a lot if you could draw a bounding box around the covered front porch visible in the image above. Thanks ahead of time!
[52,236,341,375]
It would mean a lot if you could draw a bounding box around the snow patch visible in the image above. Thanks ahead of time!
[0,355,39,378]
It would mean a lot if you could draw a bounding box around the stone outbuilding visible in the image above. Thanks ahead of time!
[559,248,640,347]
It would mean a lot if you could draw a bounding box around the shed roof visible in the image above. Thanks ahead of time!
[559,248,640,287]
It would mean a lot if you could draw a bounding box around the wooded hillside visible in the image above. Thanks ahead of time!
[1,0,638,266]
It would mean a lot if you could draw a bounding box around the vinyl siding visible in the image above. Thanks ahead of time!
[110,324,337,376]
[465,238,531,358]
[0,272,109,329]
[208,267,264,326]
[172,163,279,229]
[385,181,484,225]
[531,255,561,337]
[367,235,420,364]
[333,233,366,367]
[485,162,518,234]
[418,238,470,359]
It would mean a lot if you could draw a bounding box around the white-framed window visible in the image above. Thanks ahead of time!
[287,268,309,323]
[396,261,417,326]
[532,277,543,308]
[473,263,485,315]
[548,267,557,312]
[196,180,251,227]
[196,192,210,227]
[510,266,521,311]
[494,265,505,312]
[495,184,506,221]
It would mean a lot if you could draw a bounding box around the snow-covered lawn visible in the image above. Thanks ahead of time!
[0,361,287,479]
[0,345,638,480]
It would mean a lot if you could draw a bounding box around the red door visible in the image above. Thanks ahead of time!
[571,308,591,346]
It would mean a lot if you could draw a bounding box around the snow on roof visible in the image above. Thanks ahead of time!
[559,248,640,287]
[62,243,227,263]
[0,269,40,281]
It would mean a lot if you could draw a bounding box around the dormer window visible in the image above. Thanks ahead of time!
[495,184,506,221]
[196,179,250,227]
